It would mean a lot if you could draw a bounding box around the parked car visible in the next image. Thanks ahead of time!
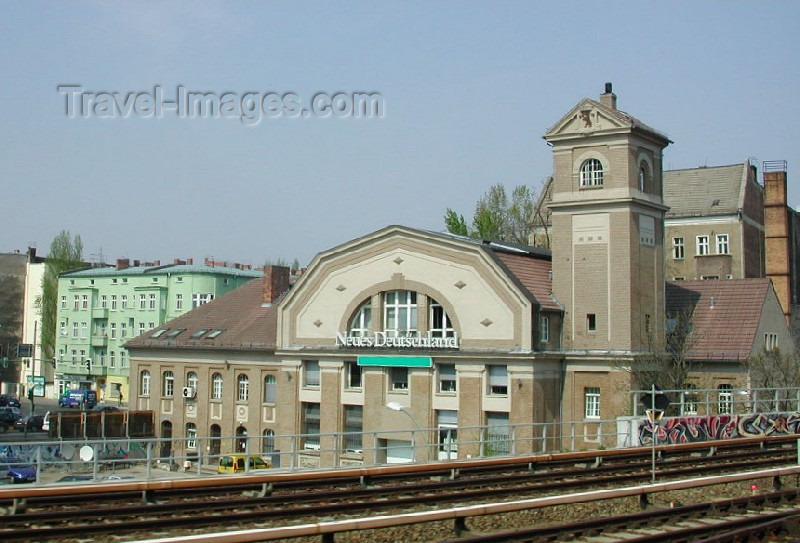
[0,394,20,408]
[92,405,120,412]
[0,407,20,432]
[1,457,36,484]
[217,455,272,474]
[58,389,97,409]
[15,414,44,432]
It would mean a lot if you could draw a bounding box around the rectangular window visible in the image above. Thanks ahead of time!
[110,323,117,339]
[584,387,601,418]
[716,233,729,254]
[80,322,88,338]
[645,314,651,335]
[487,365,508,396]
[81,294,88,310]
[302,402,321,449]
[765,333,778,351]
[121,295,128,309]
[391,367,409,390]
[718,384,733,414]
[111,295,117,310]
[587,314,596,332]
[539,315,550,343]
[303,360,320,387]
[61,295,67,309]
[72,322,79,338]
[176,294,183,311]
[438,363,457,393]
[139,294,147,310]
[98,350,106,367]
[120,322,127,339]
[437,410,458,460]
[139,322,145,336]
[73,295,80,310]
[192,293,214,308]
[343,405,363,452]
[383,290,418,337]
[109,351,115,368]
[429,301,454,338]
[149,293,156,310]
[485,412,510,456]
[120,350,126,368]
[672,237,684,259]
[345,361,362,389]
[101,295,107,309]
[682,384,698,415]
[696,235,709,256]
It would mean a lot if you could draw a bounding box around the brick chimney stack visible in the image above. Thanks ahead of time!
[599,82,617,110]
[116,258,130,270]
[763,160,793,325]
[262,265,290,305]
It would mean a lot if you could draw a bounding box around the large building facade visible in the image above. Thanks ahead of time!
[126,86,796,466]
[55,258,261,400]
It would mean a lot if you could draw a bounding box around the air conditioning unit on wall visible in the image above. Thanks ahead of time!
[182,386,196,399]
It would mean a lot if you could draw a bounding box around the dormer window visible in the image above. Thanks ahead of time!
[580,159,604,187]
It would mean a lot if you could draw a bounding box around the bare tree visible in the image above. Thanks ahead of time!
[745,348,800,411]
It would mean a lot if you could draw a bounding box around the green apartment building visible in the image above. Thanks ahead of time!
[54,258,261,402]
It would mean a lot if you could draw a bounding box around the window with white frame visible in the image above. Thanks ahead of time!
[211,373,223,400]
[672,237,685,259]
[149,293,156,310]
[579,158,604,187]
[110,322,117,339]
[73,295,79,310]
[390,366,409,390]
[81,294,88,310]
[121,295,128,309]
[140,370,151,396]
[192,293,214,308]
[61,295,67,309]
[138,322,145,336]
[263,375,276,403]
[716,233,729,254]
[109,351,115,368]
[101,294,107,308]
[438,363,457,393]
[429,299,455,338]
[384,290,418,337]
[345,361,362,389]
[111,295,117,310]
[718,384,733,414]
[163,370,174,397]
[72,322,79,338]
[349,301,371,337]
[682,384,698,415]
[485,412,510,456]
[584,387,601,418]
[176,294,183,311]
[139,294,146,310]
[487,365,508,396]
[765,333,778,351]
[187,371,198,391]
[80,322,88,338]
[539,315,550,343]
[120,350,126,368]
[186,423,197,449]
[237,374,249,402]
[303,360,320,387]
[120,322,127,339]
[696,235,709,256]
[262,429,275,453]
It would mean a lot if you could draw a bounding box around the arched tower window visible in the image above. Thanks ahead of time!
[579,158,604,187]
[639,162,649,192]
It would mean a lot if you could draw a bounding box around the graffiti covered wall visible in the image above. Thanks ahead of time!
[639,412,800,445]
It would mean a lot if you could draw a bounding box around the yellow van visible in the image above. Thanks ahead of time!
[217,455,272,474]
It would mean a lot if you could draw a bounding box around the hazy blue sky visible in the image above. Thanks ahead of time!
[1,1,798,267]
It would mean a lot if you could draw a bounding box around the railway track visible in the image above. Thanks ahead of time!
[0,439,797,542]
[445,489,800,543]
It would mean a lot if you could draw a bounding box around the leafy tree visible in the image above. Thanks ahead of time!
[40,231,84,362]
[444,184,537,245]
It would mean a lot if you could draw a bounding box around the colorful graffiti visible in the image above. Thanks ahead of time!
[639,412,800,445]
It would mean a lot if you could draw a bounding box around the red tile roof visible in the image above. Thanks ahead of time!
[493,251,560,311]
[665,279,772,362]
[125,278,278,351]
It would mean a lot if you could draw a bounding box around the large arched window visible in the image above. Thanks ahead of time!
[163,370,174,397]
[211,373,223,400]
[263,375,276,403]
[579,158,604,187]
[140,370,151,396]
[237,374,249,402]
[384,290,417,337]
[349,300,372,337]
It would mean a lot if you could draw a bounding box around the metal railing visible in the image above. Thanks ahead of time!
[631,386,800,417]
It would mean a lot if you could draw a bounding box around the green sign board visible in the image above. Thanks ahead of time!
[26,375,45,397]
[357,356,432,368]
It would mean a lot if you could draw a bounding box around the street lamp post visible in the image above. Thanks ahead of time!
[386,401,429,461]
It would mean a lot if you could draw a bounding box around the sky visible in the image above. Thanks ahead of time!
[1,1,798,268]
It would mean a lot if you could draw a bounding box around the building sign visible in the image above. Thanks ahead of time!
[335,331,459,349]
[358,356,432,368]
